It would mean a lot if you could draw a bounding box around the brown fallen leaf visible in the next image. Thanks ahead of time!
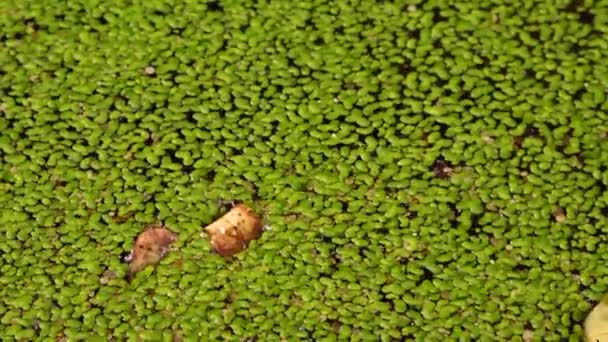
[127,224,177,279]
[203,203,263,257]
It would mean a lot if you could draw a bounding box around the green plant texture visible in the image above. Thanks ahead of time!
[1,0,608,340]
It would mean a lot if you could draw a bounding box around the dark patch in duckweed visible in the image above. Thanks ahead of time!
[579,10,594,24]
[528,29,540,41]
[572,88,586,101]
[432,7,447,23]
[184,111,196,124]
[465,214,483,237]
[24,18,41,32]
[563,0,583,13]
[181,165,194,175]
[431,159,454,179]
[408,28,421,40]
[600,205,608,219]
[523,125,540,138]
[405,210,417,219]
[416,268,435,285]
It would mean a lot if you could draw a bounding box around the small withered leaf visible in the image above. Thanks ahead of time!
[127,224,177,279]
[203,203,263,257]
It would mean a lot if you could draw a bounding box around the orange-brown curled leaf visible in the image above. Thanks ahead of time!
[128,224,177,279]
[204,203,263,257]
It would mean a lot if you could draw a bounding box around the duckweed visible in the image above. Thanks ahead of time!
[1,0,608,340]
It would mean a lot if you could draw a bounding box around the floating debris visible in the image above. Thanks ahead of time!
[99,269,118,285]
[553,207,567,223]
[143,65,156,76]
[203,202,263,257]
[127,224,177,279]
[585,293,608,342]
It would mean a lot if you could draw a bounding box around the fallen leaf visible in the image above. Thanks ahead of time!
[585,293,608,342]
[127,224,177,279]
[203,203,263,257]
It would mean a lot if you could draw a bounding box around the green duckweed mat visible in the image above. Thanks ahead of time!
[2,0,608,340]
